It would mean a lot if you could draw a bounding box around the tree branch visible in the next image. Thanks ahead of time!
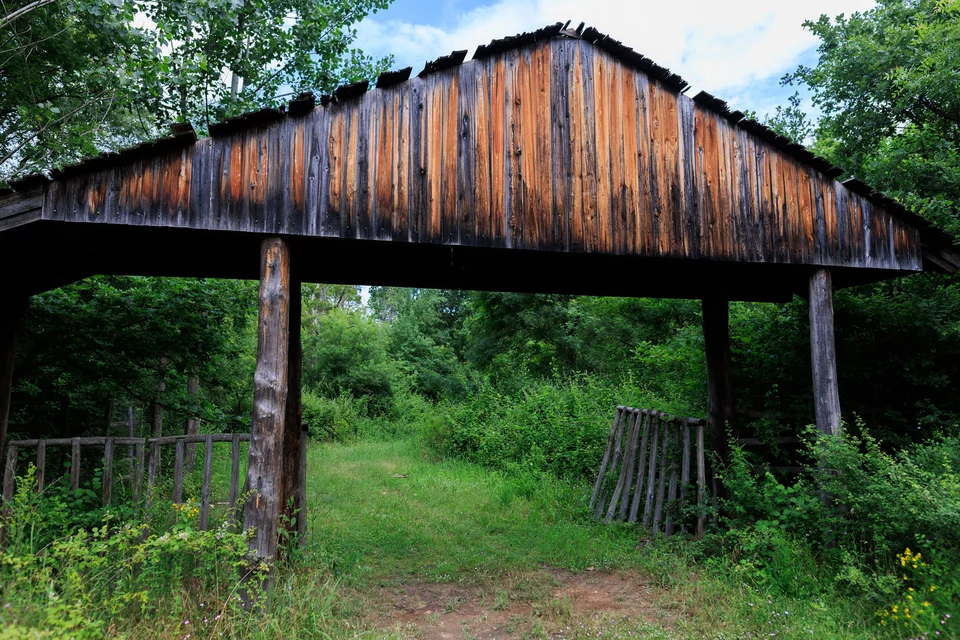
[0,0,56,31]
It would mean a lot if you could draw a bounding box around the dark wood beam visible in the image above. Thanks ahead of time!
[280,275,303,544]
[243,237,291,581]
[809,268,841,436]
[702,298,736,498]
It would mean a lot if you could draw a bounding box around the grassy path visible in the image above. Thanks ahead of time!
[245,439,876,639]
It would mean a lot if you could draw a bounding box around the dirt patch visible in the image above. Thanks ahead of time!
[374,569,672,639]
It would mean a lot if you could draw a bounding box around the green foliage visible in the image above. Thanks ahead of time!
[302,306,396,415]
[1,0,393,180]
[11,276,256,439]
[431,374,676,481]
[0,466,264,638]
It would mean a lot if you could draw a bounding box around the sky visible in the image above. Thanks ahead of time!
[354,0,877,120]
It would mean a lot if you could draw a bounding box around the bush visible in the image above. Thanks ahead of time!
[430,373,678,481]
[0,466,264,638]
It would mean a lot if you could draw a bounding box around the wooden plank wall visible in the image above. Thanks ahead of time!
[40,38,922,272]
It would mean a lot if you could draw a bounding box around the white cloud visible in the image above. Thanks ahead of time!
[356,0,875,113]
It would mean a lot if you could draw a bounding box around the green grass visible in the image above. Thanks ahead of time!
[234,438,887,639]
[1,437,922,639]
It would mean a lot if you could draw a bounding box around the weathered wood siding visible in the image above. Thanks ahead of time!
[39,38,922,271]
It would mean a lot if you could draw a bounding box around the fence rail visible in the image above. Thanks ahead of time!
[2,433,252,531]
[590,406,709,538]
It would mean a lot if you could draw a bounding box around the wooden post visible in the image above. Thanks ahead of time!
[809,268,841,436]
[642,413,661,529]
[652,417,670,533]
[145,441,158,515]
[200,435,213,530]
[70,437,80,490]
[702,299,736,498]
[590,407,623,512]
[229,434,241,528]
[296,424,308,542]
[0,296,27,479]
[242,236,292,581]
[173,438,184,504]
[627,410,652,524]
[280,276,302,539]
[696,421,707,539]
[103,438,114,506]
[36,441,45,492]
[2,444,17,504]
[133,441,144,504]
[152,376,165,473]
[664,420,680,536]
[185,375,201,473]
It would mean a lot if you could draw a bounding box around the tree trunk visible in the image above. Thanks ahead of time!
[242,236,291,593]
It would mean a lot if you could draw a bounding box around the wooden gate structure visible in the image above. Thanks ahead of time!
[1,23,958,568]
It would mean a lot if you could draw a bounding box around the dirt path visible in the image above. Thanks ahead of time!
[374,568,675,639]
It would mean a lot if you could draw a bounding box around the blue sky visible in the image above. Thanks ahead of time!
[355,0,877,120]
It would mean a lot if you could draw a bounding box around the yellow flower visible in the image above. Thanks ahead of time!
[923,602,931,607]
[930,586,937,592]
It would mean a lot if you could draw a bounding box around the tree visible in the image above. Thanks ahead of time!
[785,0,960,237]
[1,0,393,181]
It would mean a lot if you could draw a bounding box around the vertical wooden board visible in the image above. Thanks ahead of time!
[834,182,850,264]
[549,40,571,252]
[652,416,669,532]
[394,89,411,242]
[173,438,185,504]
[427,77,445,243]
[589,407,623,512]
[696,422,707,539]
[678,98,699,259]
[617,410,642,520]
[664,420,680,536]
[662,86,683,257]
[324,111,344,236]
[205,140,223,230]
[635,73,655,256]
[489,58,507,247]
[627,411,652,523]
[734,129,755,262]
[592,51,612,254]
[620,64,640,256]
[718,120,739,261]
[229,434,241,526]
[579,44,599,253]
[695,107,717,259]
[305,109,324,237]
[286,117,307,235]
[36,441,45,492]
[648,82,669,256]
[221,135,242,231]
[200,435,213,530]
[642,414,660,529]
[852,194,866,266]
[70,437,80,490]
[608,63,626,255]
[751,140,769,263]
[473,63,493,247]
[187,141,207,228]
[869,200,888,267]
[823,178,838,264]
[797,166,816,263]
[812,171,828,263]
[103,438,114,506]
[457,67,477,246]
[567,47,586,253]
[344,107,361,239]
[505,52,523,248]
[357,95,375,240]
[534,42,555,251]
[764,147,782,263]
[779,157,798,263]
[375,91,396,240]
[441,74,460,245]
[679,421,691,530]
[409,82,427,243]
[133,442,144,504]
[519,47,540,251]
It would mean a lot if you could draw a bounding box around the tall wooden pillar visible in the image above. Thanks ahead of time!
[243,237,291,574]
[702,299,736,496]
[809,268,841,436]
[0,296,27,476]
[280,275,303,542]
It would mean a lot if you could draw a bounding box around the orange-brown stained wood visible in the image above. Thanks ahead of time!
[35,36,924,275]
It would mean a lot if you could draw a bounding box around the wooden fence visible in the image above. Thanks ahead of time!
[2,433,253,531]
[590,406,709,537]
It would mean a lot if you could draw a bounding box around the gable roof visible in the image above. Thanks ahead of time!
[4,21,957,273]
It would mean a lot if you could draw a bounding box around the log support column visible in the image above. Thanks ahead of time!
[1,296,27,477]
[243,237,292,581]
[809,268,841,437]
[280,274,303,544]
[702,299,736,500]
